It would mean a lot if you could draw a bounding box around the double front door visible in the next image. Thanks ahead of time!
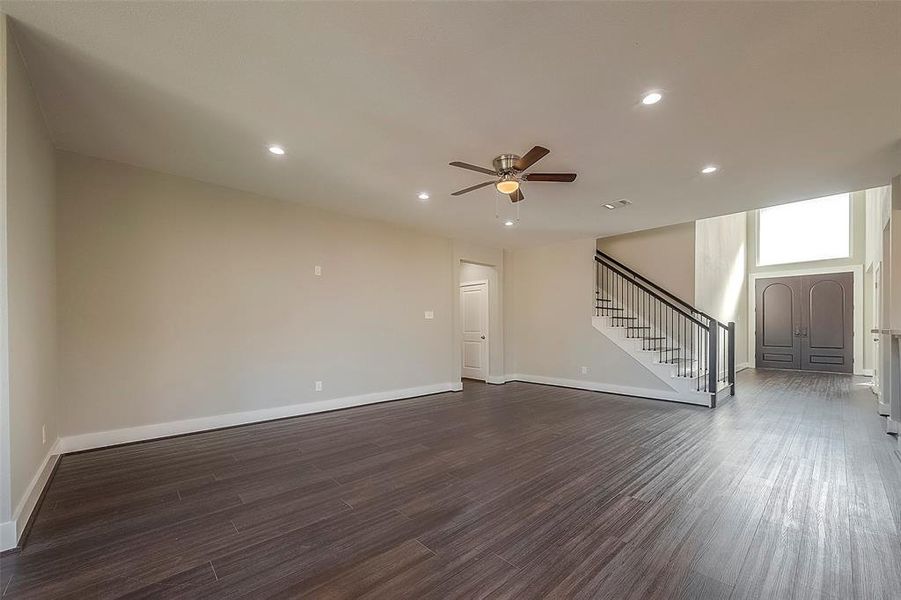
[755,272,853,373]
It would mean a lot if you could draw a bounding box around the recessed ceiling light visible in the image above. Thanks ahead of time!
[504,220,515,227]
[603,203,617,210]
[418,192,430,200]
[268,145,285,155]
[641,91,663,105]
[701,165,718,174]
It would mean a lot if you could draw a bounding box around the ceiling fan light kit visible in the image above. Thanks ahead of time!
[449,145,577,206]
[495,174,520,195]
[495,186,521,227]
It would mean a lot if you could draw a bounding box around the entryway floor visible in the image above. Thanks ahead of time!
[2,370,900,598]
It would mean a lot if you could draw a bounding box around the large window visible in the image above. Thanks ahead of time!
[757,193,851,266]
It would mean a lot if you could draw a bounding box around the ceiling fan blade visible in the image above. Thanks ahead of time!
[509,189,524,203]
[451,180,496,196]
[449,161,497,176]
[523,173,577,182]
[514,146,550,171]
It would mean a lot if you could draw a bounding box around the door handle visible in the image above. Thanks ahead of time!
[480,335,486,340]
[794,328,801,336]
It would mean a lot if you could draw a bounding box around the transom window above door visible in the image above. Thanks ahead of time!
[757,193,851,266]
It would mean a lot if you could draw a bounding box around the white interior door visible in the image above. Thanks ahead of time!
[460,282,489,381]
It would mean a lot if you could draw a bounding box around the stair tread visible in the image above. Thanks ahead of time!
[624,326,652,330]
[598,307,626,311]
[641,336,666,340]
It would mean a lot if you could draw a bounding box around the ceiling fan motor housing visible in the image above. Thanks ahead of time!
[493,154,520,174]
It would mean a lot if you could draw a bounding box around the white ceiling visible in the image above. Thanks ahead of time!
[5,2,901,247]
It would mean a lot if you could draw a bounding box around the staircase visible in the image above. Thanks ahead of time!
[593,249,735,407]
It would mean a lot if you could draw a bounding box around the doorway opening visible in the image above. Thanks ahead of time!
[459,261,497,383]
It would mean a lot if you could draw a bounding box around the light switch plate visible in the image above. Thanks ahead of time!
[424,311,434,320]
[314,265,322,276]
[315,381,323,391]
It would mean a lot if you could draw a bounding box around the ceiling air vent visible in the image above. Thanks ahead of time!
[603,199,632,210]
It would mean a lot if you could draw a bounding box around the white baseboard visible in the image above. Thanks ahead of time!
[861,368,874,377]
[486,376,506,385]
[504,374,709,407]
[58,382,457,455]
[0,521,15,552]
[0,439,61,552]
[449,381,463,392]
[736,362,751,372]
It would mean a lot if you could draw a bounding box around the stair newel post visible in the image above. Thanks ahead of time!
[727,321,736,395]
[695,323,700,392]
[707,323,718,408]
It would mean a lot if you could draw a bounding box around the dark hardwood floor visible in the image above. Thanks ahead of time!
[2,369,901,599]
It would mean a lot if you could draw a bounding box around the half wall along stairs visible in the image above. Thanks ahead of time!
[593,250,735,407]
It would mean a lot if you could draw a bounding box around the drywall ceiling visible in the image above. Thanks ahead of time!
[4,2,900,247]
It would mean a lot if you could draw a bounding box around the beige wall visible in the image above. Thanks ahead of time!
[891,177,901,330]
[865,186,891,270]
[4,18,59,529]
[596,213,751,368]
[0,14,11,533]
[695,212,749,366]
[864,186,891,381]
[56,153,455,437]
[597,222,696,304]
[505,237,669,391]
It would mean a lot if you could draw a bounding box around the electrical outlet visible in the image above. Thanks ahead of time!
[314,265,322,276]
[42,425,46,445]
[315,381,323,392]
[581,366,589,375]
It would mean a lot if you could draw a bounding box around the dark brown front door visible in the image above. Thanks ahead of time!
[800,273,853,372]
[756,277,802,370]
[755,272,853,374]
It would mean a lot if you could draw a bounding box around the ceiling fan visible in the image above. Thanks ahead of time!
[449,145,577,202]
